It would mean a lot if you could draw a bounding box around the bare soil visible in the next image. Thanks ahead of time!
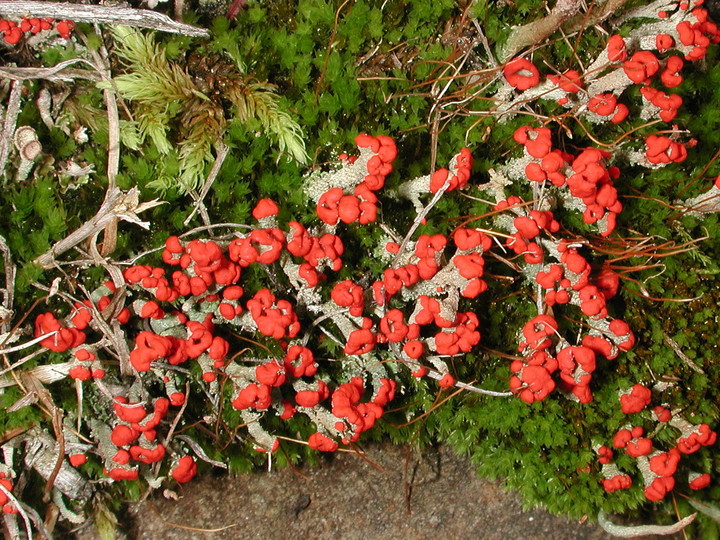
[74,444,633,540]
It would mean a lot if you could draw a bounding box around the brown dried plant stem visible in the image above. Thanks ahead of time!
[313,0,352,100]
[0,1,209,37]
[89,33,122,255]
[174,0,185,21]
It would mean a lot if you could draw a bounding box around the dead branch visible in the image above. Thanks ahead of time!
[497,0,582,62]
[663,333,706,375]
[598,509,696,537]
[0,81,23,177]
[0,235,15,336]
[89,31,122,255]
[0,483,33,540]
[686,499,720,523]
[184,143,230,227]
[565,0,632,33]
[33,187,163,270]
[0,60,101,82]
[610,0,675,28]
[20,373,66,502]
[174,0,185,22]
[89,30,120,192]
[496,0,633,62]
[0,1,209,37]
[20,428,91,501]
[425,370,513,397]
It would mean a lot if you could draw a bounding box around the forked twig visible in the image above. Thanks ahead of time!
[185,143,230,226]
[34,187,163,269]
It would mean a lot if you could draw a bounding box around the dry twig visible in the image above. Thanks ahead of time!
[565,0,632,32]
[497,0,582,62]
[663,333,706,375]
[34,187,163,269]
[598,509,696,537]
[0,60,101,82]
[0,483,33,540]
[185,143,230,227]
[686,499,720,523]
[88,30,122,255]
[19,373,65,503]
[0,1,209,37]
[0,81,23,177]
[0,235,15,336]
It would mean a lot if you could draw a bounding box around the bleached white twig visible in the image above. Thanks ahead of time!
[175,435,227,469]
[185,143,230,226]
[663,333,705,375]
[392,181,450,268]
[33,187,162,269]
[0,332,58,356]
[0,59,101,82]
[0,350,46,382]
[163,382,190,446]
[0,1,209,37]
[687,499,720,523]
[0,81,23,177]
[0,234,15,336]
[598,509,696,537]
[425,370,513,397]
[0,483,33,540]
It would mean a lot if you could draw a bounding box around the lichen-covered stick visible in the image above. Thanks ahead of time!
[0,1,209,36]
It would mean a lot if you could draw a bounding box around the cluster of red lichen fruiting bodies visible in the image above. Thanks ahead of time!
[30,128,640,481]
[502,2,718,168]
[501,135,635,404]
[0,17,73,44]
[35,285,197,481]
[34,280,129,355]
[102,394,196,482]
[509,314,634,406]
[316,135,396,225]
[117,219,399,454]
[499,2,720,409]
[597,384,716,500]
[30,133,494,481]
[0,472,18,515]
[27,122,709,495]
[513,133,623,236]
